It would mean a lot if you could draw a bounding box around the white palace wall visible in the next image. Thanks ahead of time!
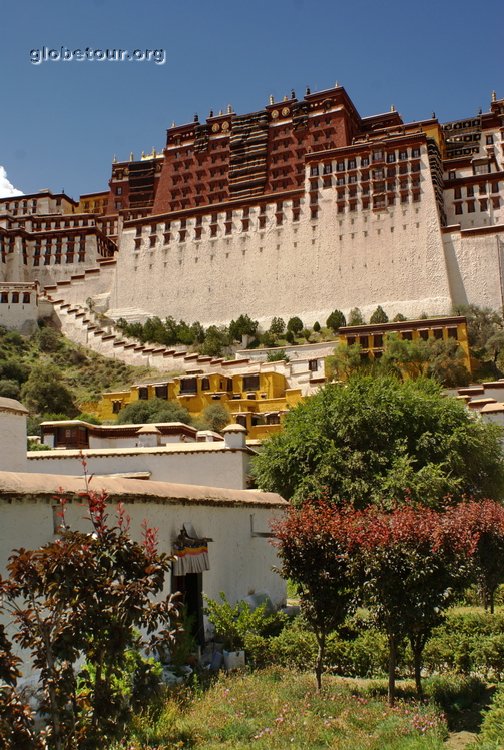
[110,151,454,327]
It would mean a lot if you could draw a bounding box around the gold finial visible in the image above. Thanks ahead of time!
[171,121,176,127]
[129,152,134,161]
[492,90,497,102]
[152,147,156,157]
[141,150,145,158]
[390,104,396,112]
[269,95,274,105]
[283,95,288,101]
[227,104,232,114]
[112,155,117,163]
[218,109,223,116]
[335,81,339,87]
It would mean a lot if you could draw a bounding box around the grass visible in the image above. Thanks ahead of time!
[122,668,449,750]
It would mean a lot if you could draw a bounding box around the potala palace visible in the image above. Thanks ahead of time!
[1,83,503,340]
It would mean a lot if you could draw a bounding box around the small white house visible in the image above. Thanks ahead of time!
[0,398,288,657]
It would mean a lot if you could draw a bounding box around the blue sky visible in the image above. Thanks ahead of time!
[1,0,502,199]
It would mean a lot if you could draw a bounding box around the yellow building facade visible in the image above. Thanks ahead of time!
[91,369,303,440]
[337,315,471,370]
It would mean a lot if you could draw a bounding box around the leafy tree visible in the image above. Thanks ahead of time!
[393,313,407,322]
[326,342,365,381]
[287,316,304,335]
[229,314,259,343]
[0,624,40,749]
[117,398,191,425]
[260,330,277,348]
[453,304,504,352]
[253,375,504,507]
[272,500,355,689]
[269,317,286,338]
[313,321,321,333]
[348,307,364,326]
[370,305,389,324]
[0,358,30,384]
[21,363,78,417]
[285,330,295,344]
[199,325,231,357]
[0,486,180,749]
[202,403,230,432]
[0,378,21,399]
[302,328,312,342]
[37,326,63,353]
[426,338,471,387]
[348,505,471,704]
[326,309,346,333]
[446,499,504,613]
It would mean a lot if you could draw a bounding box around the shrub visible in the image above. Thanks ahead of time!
[267,349,290,362]
[204,593,287,652]
[313,321,321,332]
[202,403,230,432]
[477,683,504,747]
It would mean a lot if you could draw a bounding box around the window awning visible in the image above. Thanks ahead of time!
[172,522,210,575]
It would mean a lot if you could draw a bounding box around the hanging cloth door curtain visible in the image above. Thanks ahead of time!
[172,523,210,575]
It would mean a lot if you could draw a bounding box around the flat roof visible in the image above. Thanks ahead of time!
[0,471,287,509]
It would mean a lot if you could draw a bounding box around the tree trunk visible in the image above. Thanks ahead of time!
[315,631,326,691]
[388,634,397,707]
[413,645,423,698]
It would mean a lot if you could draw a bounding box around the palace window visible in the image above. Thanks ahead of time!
[336,162,345,172]
[361,156,369,167]
[154,385,168,400]
[455,204,463,215]
[23,292,30,304]
[412,148,421,158]
[138,387,148,400]
[467,185,474,197]
[399,150,408,160]
[387,153,396,163]
[348,159,356,169]
[243,374,260,392]
[447,327,458,340]
[486,134,494,145]
[467,201,475,213]
[454,187,462,199]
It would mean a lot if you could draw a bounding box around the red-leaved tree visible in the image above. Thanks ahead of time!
[347,505,473,704]
[272,500,355,690]
[444,499,504,614]
[0,482,181,750]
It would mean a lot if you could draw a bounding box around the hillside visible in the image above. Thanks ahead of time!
[0,323,169,428]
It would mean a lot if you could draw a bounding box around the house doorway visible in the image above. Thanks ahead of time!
[172,572,204,646]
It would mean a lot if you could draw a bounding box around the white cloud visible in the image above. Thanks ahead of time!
[0,166,23,198]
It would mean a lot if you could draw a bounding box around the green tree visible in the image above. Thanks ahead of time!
[0,379,21,399]
[348,307,364,326]
[21,363,77,417]
[326,309,346,333]
[370,305,389,324]
[229,314,259,343]
[393,313,407,322]
[313,321,321,333]
[269,317,286,338]
[253,375,504,507]
[117,398,192,425]
[202,403,230,432]
[326,342,364,381]
[37,326,63,353]
[200,326,231,357]
[287,316,304,335]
